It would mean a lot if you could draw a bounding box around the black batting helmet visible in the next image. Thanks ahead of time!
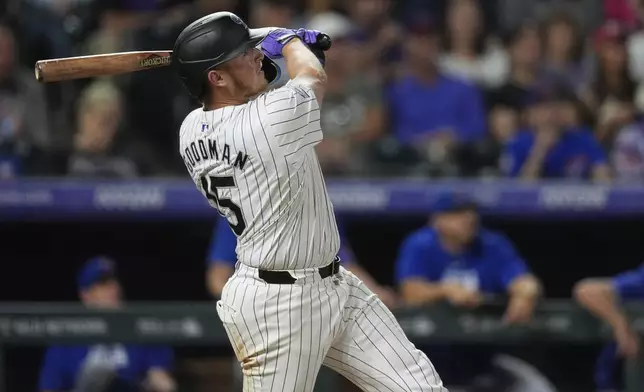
[172,12,274,99]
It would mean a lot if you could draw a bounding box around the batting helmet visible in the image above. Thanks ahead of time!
[172,12,275,99]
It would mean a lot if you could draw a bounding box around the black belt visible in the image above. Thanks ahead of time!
[258,258,340,284]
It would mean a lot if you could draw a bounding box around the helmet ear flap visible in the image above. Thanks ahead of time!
[261,57,280,86]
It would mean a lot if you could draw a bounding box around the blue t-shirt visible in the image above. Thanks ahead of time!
[503,128,607,179]
[386,74,486,144]
[595,264,644,391]
[207,217,354,266]
[394,227,528,294]
[39,344,173,391]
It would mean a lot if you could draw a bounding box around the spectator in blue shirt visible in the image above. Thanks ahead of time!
[39,257,175,392]
[395,193,541,323]
[575,264,644,392]
[386,16,486,160]
[502,87,612,181]
[206,217,399,308]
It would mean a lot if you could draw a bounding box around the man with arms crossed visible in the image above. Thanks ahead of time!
[174,11,445,392]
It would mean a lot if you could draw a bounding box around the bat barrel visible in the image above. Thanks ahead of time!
[34,51,173,83]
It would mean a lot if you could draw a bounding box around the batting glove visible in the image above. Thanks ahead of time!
[293,28,331,66]
[293,28,322,46]
[260,28,298,58]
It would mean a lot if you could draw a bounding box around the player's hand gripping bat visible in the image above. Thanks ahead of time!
[34,51,173,83]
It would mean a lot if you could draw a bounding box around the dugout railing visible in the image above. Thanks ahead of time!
[0,301,642,391]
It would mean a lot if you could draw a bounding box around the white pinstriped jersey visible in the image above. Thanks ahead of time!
[179,81,340,270]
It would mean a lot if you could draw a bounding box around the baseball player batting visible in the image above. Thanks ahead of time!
[174,12,446,392]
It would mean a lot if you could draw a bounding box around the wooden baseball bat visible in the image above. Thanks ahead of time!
[34,51,173,82]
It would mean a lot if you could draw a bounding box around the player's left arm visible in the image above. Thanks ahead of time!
[144,347,176,392]
[495,235,542,324]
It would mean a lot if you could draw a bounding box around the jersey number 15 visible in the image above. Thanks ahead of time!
[200,175,247,236]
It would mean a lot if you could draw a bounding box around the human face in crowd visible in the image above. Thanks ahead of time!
[405,31,440,68]
[435,209,479,245]
[598,39,627,73]
[446,0,483,42]
[544,17,578,62]
[350,0,390,27]
[510,25,542,70]
[81,277,122,308]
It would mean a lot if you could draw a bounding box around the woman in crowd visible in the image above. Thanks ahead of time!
[582,21,637,147]
[540,11,588,92]
[439,0,507,88]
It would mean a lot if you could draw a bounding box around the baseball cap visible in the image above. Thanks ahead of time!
[306,12,355,41]
[432,193,477,215]
[593,21,629,50]
[77,257,117,291]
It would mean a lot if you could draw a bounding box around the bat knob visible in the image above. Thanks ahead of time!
[316,34,332,51]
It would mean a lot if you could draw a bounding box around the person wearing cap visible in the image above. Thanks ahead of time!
[394,193,540,319]
[394,193,542,386]
[502,85,612,181]
[38,257,176,392]
[207,216,399,308]
[386,16,486,166]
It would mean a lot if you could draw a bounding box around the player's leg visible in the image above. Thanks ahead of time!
[323,269,447,392]
[217,268,343,392]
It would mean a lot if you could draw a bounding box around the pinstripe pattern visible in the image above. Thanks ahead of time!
[215,265,447,392]
[179,81,339,270]
[182,80,445,391]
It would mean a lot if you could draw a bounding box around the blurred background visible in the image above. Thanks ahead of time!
[3,0,644,391]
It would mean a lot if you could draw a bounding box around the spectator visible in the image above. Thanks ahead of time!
[250,0,298,28]
[68,81,165,178]
[574,263,644,392]
[486,22,542,111]
[394,193,543,388]
[395,193,541,317]
[611,116,644,182]
[0,21,50,178]
[582,21,637,146]
[540,10,589,93]
[344,0,402,79]
[39,257,176,392]
[626,0,644,85]
[501,88,612,181]
[456,101,520,177]
[387,18,486,171]
[206,216,399,308]
[439,0,508,88]
[306,11,385,176]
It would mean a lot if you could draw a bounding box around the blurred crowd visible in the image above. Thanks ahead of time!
[4,0,644,182]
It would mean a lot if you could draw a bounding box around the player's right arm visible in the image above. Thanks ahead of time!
[206,218,238,298]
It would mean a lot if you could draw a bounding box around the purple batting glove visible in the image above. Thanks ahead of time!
[260,28,298,58]
[293,28,322,46]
